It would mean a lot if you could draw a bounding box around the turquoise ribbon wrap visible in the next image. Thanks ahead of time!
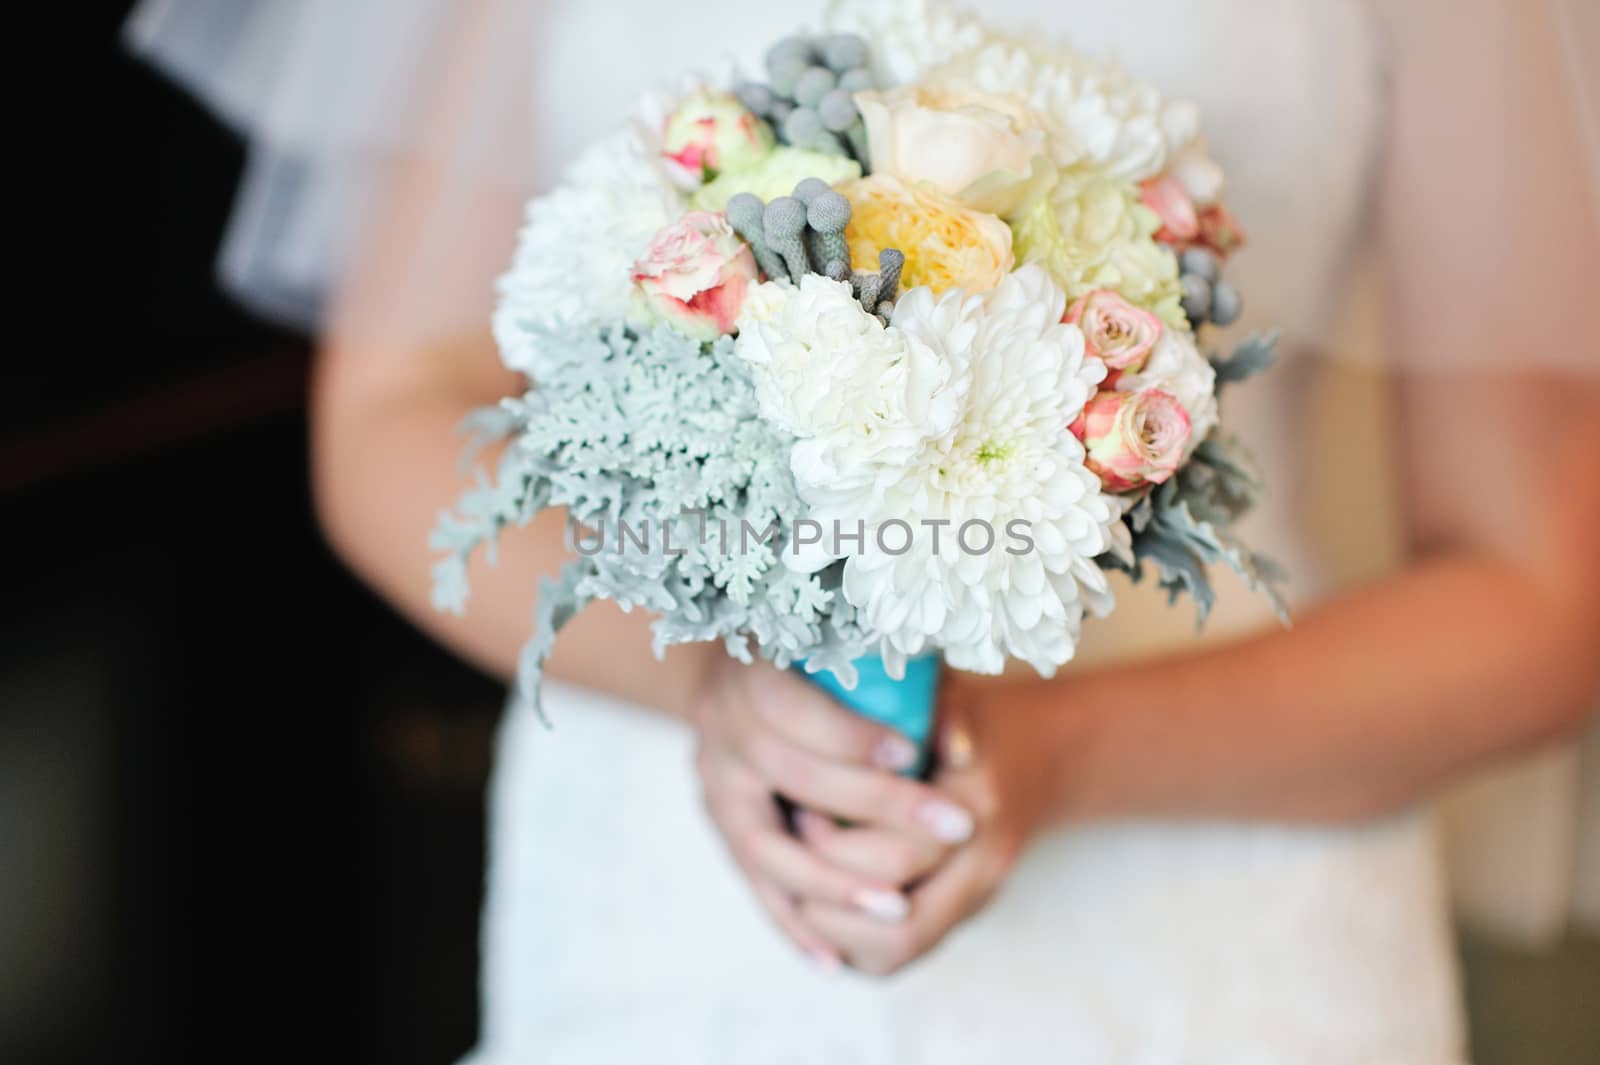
[794,653,942,775]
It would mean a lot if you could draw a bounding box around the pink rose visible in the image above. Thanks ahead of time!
[661,91,774,186]
[1071,389,1191,493]
[1140,174,1199,244]
[1141,178,1247,261]
[1065,290,1163,373]
[631,211,759,341]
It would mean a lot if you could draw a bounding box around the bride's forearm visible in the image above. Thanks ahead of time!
[310,375,709,720]
[1031,551,1600,825]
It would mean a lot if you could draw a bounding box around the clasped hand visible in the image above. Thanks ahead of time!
[689,657,1054,976]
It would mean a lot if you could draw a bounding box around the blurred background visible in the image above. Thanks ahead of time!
[6,4,502,1062]
[4,4,1595,1063]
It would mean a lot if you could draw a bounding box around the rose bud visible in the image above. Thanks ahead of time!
[1196,202,1246,259]
[1066,289,1163,374]
[631,211,759,341]
[1072,389,1192,493]
[661,90,775,187]
[1139,174,1199,244]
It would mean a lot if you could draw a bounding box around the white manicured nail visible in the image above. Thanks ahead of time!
[872,736,918,771]
[918,801,974,843]
[853,888,910,923]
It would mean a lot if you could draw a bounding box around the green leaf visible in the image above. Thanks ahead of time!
[1211,331,1278,389]
[515,562,594,725]
[432,321,874,718]
[1105,440,1290,628]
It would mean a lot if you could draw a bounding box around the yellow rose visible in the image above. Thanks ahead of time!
[839,174,1014,295]
[855,86,1052,217]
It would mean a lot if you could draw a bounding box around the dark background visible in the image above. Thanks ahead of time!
[5,4,1597,1064]
[6,4,500,1063]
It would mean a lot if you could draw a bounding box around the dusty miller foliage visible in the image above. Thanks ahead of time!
[432,325,1287,717]
[1106,332,1290,626]
[429,321,870,719]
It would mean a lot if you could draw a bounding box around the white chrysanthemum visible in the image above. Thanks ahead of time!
[739,265,1119,676]
[734,274,963,479]
[493,124,684,379]
[1117,327,1219,455]
[824,0,989,87]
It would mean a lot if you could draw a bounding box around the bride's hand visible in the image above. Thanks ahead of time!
[688,655,977,965]
[795,679,1066,977]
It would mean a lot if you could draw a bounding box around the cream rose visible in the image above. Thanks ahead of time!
[855,86,1051,217]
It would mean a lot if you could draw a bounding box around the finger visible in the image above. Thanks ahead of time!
[935,690,976,772]
[747,666,921,771]
[904,840,999,944]
[930,752,1001,826]
[799,900,918,978]
[794,809,950,887]
[694,742,772,812]
[730,809,912,923]
[928,696,999,822]
[747,876,843,971]
[739,730,975,844]
[802,843,994,977]
[701,750,914,922]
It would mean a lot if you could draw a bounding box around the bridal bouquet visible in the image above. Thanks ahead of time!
[432,0,1286,759]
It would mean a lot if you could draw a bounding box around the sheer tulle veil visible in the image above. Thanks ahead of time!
[127,0,1600,941]
[124,0,542,333]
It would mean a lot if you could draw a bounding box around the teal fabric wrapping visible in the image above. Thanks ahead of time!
[794,653,942,774]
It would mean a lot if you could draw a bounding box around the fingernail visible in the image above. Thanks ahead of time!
[806,946,842,972]
[853,888,910,923]
[872,736,918,771]
[945,722,975,769]
[917,800,974,843]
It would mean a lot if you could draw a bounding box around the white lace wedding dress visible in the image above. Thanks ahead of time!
[466,2,1466,1062]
